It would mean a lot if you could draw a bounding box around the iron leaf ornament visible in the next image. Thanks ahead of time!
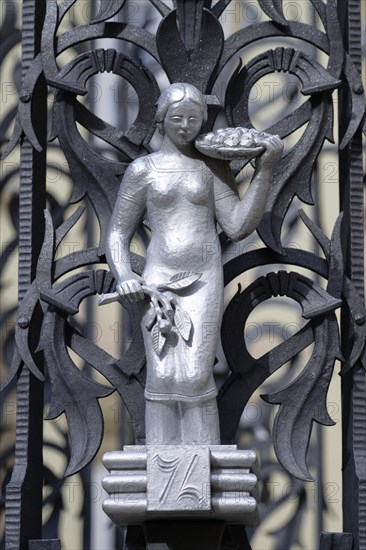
[262,314,339,481]
[219,212,365,479]
[38,309,114,477]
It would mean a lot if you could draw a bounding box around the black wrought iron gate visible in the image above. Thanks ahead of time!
[1,0,365,548]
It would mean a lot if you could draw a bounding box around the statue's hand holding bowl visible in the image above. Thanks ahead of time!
[195,128,283,162]
[117,275,145,302]
[255,134,284,169]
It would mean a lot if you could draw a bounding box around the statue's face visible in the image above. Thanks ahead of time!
[163,100,204,146]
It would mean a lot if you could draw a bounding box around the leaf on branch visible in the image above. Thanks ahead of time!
[174,304,192,341]
[158,272,201,291]
[151,323,166,356]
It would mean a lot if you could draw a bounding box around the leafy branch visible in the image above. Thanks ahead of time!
[98,272,201,356]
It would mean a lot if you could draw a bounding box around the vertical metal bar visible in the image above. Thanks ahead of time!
[312,174,325,543]
[82,203,93,550]
[5,0,47,548]
[337,0,365,548]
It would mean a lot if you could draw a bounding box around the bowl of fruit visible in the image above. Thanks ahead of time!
[195,127,269,160]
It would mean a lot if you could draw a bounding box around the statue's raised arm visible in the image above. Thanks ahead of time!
[211,134,283,241]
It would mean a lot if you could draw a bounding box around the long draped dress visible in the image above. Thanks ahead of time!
[118,154,224,403]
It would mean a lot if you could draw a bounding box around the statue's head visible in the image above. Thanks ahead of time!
[155,83,208,125]
[155,83,208,144]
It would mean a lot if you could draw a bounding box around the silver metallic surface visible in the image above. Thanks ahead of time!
[106,83,283,445]
[147,445,211,512]
[104,449,147,470]
[102,474,147,493]
[102,445,259,526]
[211,449,258,470]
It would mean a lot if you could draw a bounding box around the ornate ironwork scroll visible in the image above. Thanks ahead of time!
[1,0,365,548]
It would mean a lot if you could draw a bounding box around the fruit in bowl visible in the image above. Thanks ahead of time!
[195,127,270,160]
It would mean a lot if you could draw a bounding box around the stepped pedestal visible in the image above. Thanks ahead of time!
[102,445,259,527]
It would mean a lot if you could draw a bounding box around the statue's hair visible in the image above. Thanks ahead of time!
[155,83,208,124]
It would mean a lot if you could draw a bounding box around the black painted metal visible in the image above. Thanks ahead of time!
[320,532,354,550]
[3,1,47,548]
[337,1,366,549]
[28,542,61,550]
[1,0,365,548]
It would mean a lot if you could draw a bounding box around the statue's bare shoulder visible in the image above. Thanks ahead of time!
[124,155,151,183]
[116,155,152,211]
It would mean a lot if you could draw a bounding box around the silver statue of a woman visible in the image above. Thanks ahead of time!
[106,83,283,446]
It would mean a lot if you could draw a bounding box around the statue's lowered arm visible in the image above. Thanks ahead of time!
[105,161,147,293]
